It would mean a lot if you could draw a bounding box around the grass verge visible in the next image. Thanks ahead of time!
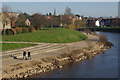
[1,43,37,51]
[2,28,88,43]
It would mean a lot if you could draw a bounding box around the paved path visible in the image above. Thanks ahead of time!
[1,33,99,68]
[1,43,66,60]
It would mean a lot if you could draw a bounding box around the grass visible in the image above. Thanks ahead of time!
[1,43,37,51]
[2,28,88,43]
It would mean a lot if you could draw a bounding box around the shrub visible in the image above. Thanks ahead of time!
[104,41,113,48]
[99,33,107,43]
[22,27,29,33]
[84,28,91,34]
[35,26,40,30]
[12,28,17,35]
[15,27,23,34]
[28,27,36,32]
[6,29,14,35]
[25,25,30,27]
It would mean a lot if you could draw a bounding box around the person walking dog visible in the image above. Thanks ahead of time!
[28,51,31,60]
[23,50,27,60]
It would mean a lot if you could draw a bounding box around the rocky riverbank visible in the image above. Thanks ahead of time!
[2,39,113,79]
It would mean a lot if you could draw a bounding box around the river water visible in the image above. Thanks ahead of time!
[34,32,119,78]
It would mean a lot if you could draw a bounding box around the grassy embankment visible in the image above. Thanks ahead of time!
[1,43,37,51]
[2,28,88,43]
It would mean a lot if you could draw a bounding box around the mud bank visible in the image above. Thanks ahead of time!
[2,40,113,79]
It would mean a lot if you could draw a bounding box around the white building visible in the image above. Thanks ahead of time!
[25,19,31,26]
[79,17,82,20]
[95,20,100,27]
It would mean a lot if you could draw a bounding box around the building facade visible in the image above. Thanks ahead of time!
[95,20,100,27]
[0,14,11,29]
[25,19,31,26]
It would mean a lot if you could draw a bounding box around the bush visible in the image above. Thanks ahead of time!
[28,27,36,32]
[84,28,92,34]
[104,41,113,48]
[22,27,29,33]
[15,27,23,34]
[25,25,30,27]
[99,33,107,43]
[35,26,40,30]
[12,28,17,35]
[6,29,14,35]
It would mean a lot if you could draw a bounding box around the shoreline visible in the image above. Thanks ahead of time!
[2,34,113,79]
[78,27,120,33]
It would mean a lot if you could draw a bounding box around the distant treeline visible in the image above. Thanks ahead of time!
[78,27,120,33]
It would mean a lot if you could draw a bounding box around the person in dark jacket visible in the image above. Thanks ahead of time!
[23,50,26,60]
[28,51,31,60]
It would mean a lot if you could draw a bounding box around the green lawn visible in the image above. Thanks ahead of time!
[2,28,88,43]
[1,43,37,51]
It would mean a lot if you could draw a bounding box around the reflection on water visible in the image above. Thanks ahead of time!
[34,32,119,78]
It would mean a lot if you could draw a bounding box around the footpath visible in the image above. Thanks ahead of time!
[2,33,99,78]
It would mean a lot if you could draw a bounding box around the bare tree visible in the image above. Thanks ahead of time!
[64,7,71,15]
[31,13,47,28]
[2,5,10,35]
[61,15,73,25]
[64,7,74,17]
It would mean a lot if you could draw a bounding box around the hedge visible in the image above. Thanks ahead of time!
[22,27,29,33]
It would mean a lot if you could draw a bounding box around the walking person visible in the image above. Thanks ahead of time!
[28,51,31,60]
[23,50,27,60]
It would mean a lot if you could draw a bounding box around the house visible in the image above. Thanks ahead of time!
[95,20,100,27]
[8,12,18,18]
[25,19,31,26]
[79,17,82,20]
[0,14,11,29]
[11,17,17,27]
[75,16,82,21]
[99,18,112,27]
[87,18,96,27]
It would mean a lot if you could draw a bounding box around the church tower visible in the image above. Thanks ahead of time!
[54,9,56,16]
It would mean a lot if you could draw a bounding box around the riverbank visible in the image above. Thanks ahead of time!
[78,27,120,33]
[2,33,113,79]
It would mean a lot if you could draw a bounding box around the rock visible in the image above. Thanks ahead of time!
[17,74,23,78]
[24,74,28,78]
[50,66,54,70]
[58,66,62,68]
[38,70,43,73]
[104,41,113,48]
[43,69,46,72]
[93,52,96,55]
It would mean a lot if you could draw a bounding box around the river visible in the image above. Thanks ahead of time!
[33,32,119,78]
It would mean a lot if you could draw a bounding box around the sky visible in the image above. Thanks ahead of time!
[1,0,120,2]
[2,2,118,17]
